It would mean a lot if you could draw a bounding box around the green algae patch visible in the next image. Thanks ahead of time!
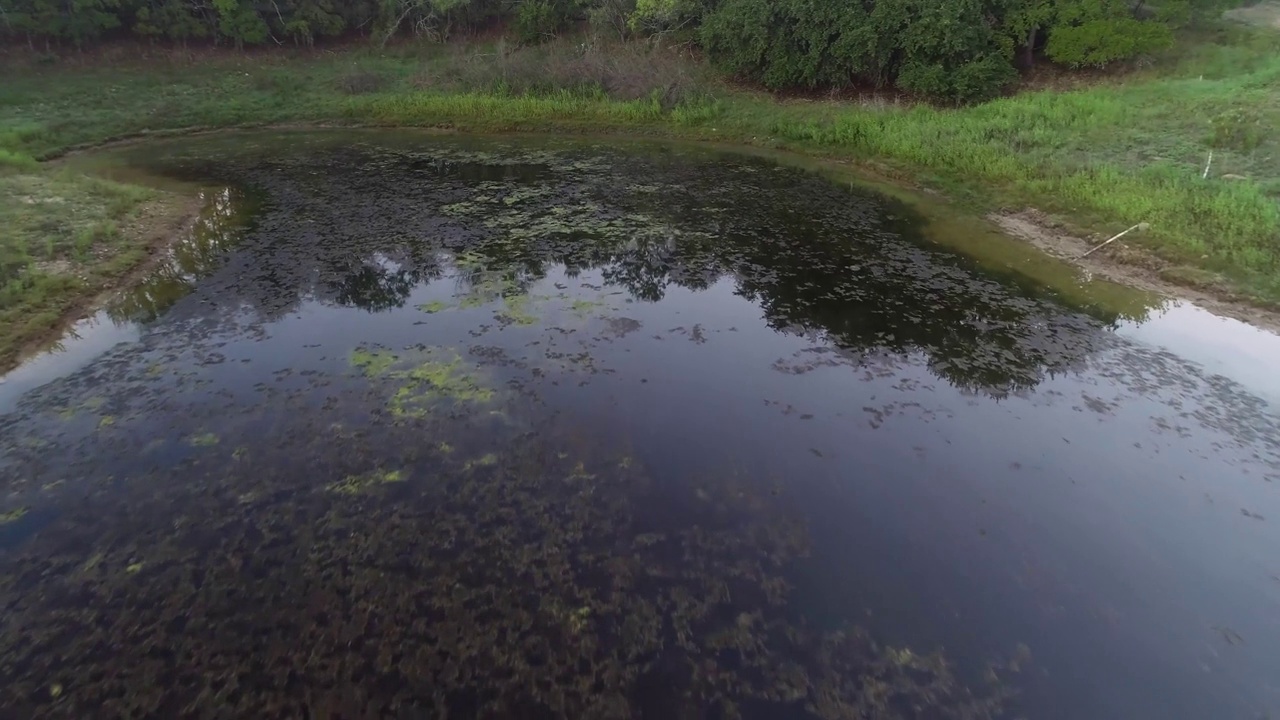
[0,507,29,525]
[352,346,498,419]
[97,415,116,429]
[187,433,219,447]
[463,453,499,470]
[569,298,606,317]
[350,348,397,377]
[390,356,495,418]
[417,300,451,314]
[499,293,539,326]
[327,469,406,495]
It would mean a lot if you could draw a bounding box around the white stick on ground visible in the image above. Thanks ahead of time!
[1203,150,1213,179]
[1078,222,1150,259]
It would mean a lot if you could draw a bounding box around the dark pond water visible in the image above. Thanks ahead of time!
[2,132,1279,719]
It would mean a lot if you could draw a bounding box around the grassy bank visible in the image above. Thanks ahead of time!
[1,25,1278,365]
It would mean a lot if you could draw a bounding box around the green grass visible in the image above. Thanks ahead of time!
[0,167,156,366]
[0,24,1277,369]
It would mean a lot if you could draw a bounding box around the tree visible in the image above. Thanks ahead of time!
[212,0,268,47]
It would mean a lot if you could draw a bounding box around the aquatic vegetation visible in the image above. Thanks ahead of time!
[326,469,405,495]
[350,347,398,377]
[463,453,499,470]
[498,293,539,326]
[566,461,597,481]
[351,345,499,419]
[569,298,607,317]
[97,415,115,428]
[417,300,451,314]
[0,429,1014,717]
[0,507,28,524]
[389,356,495,418]
[187,433,219,447]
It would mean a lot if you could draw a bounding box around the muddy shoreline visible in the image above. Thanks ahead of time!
[991,208,1280,335]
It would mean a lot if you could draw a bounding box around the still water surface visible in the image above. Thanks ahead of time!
[1,132,1278,719]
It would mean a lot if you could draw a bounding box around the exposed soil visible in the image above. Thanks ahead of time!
[990,208,1280,334]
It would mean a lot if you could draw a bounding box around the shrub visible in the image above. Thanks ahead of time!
[1045,18,1174,68]
[700,0,1014,101]
[513,0,578,44]
[700,0,874,89]
[896,55,1018,103]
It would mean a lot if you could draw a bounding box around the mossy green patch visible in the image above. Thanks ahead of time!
[187,433,219,447]
[327,469,405,495]
[0,507,29,524]
[125,562,144,574]
[97,415,115,428]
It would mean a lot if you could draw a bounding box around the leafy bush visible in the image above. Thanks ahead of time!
[514,0,578,43]
[700,0,874,89]
[1045,18,1174,68]
[897,55,1018,103]
[701,0,1015,101]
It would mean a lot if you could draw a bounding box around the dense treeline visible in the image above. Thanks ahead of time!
[0,0,1218,100]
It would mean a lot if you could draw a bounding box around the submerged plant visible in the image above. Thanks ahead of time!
[0,507,29,525]
[187,433,220,447]
[498,293,539,326]
[326,469,406,495]
[417,300,451,314]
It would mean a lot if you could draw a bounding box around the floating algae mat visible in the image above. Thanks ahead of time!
[1,132,1278,719]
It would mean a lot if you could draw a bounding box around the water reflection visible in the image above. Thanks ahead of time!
[105,187,256,324]
[115,139,1165,399]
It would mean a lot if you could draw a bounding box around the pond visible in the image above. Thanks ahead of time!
[1,132,1278,719]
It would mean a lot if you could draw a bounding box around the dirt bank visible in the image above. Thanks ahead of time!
[991,209,1280,334]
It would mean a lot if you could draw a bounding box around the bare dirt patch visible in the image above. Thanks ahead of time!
[990,209,1280,334]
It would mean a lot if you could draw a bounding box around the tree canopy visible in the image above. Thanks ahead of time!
[0,0,1208,101]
